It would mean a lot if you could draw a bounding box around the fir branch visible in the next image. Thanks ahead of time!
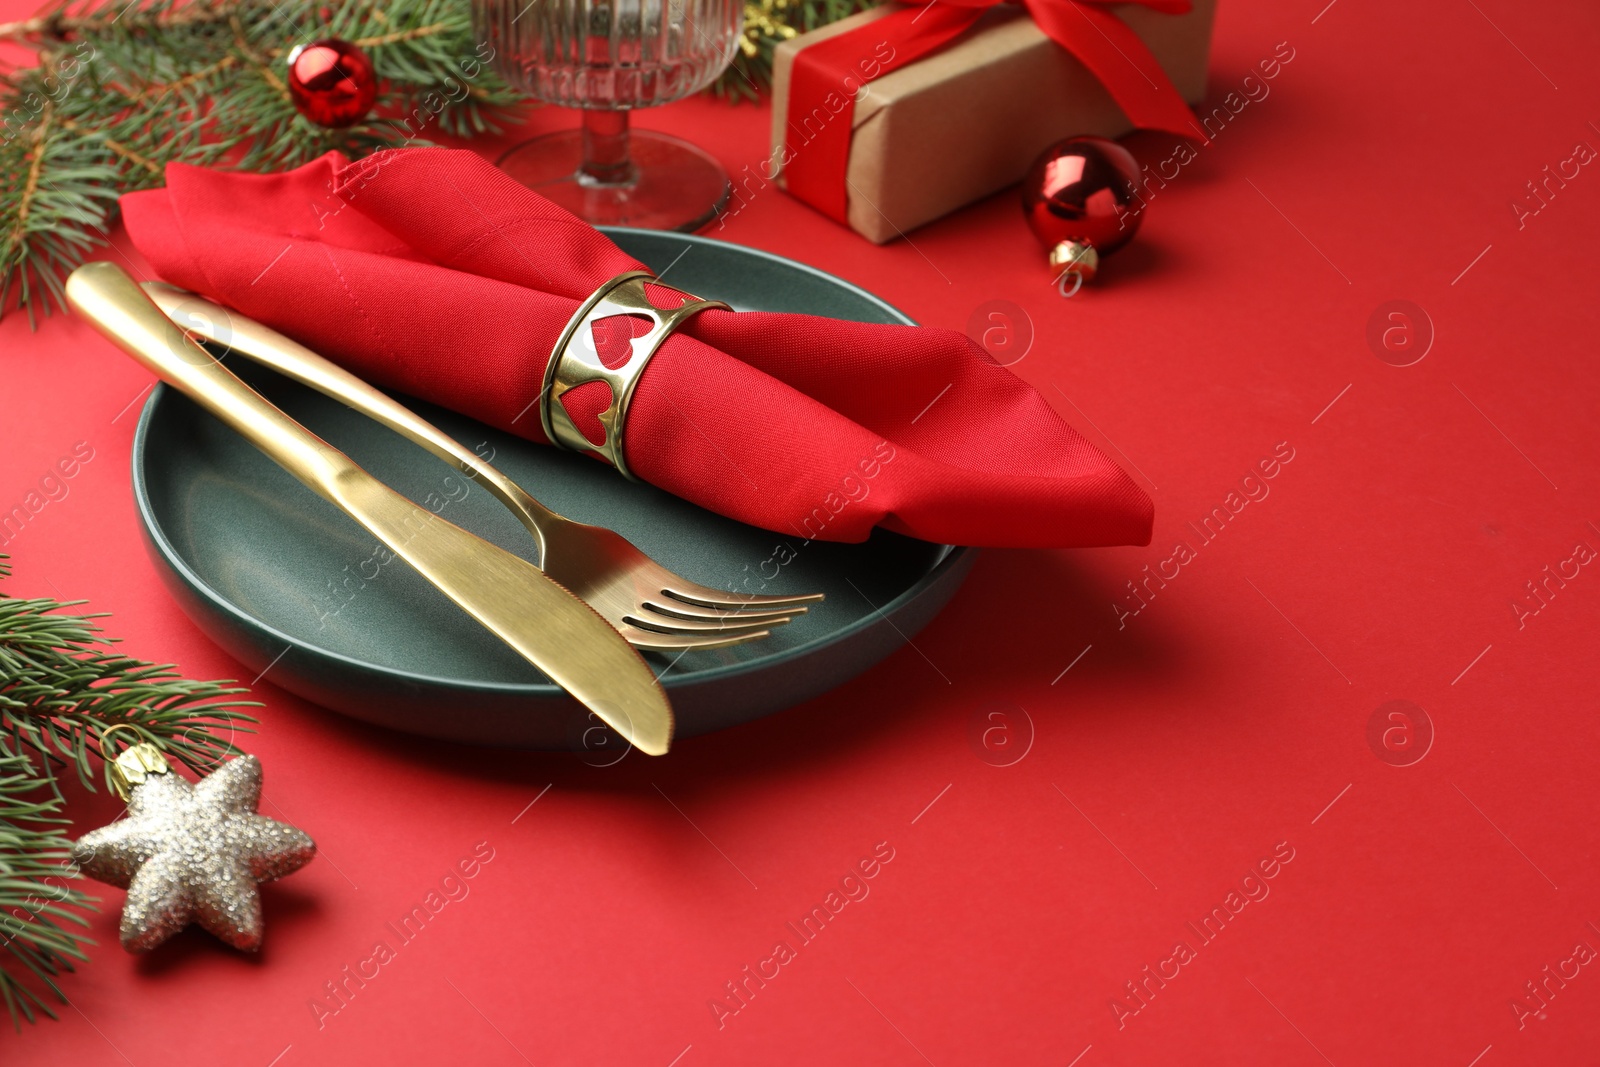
[0,554,260,1025]
[714,0,877,102]
[0,0,526,326]
[0,599,258,792]
[0,3,240,42]
[0,754,91,1030]
[56,116,161,174]
[8,101,51,257]
[350,21,453,49]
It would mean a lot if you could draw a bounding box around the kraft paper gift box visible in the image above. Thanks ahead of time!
[767,0,1216,243]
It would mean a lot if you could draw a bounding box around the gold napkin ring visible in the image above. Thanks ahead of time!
[540,270,730,481]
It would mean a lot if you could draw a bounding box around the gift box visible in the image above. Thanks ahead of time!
[767,0,1216,243]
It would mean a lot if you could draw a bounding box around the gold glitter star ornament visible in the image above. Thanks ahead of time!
[71,732,315,952]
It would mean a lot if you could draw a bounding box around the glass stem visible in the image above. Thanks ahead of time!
[580,109,636,187]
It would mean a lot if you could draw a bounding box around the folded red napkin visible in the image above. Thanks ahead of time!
[121,148,1152,549]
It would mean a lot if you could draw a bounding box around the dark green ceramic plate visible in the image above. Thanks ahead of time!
[131,229,975,749]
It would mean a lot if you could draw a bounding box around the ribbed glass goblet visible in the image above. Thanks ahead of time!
[474,0,739,231]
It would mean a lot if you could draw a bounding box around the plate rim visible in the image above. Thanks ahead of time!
[130,227,975,696]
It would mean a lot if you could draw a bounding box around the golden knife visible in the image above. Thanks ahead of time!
[66,262,673,755]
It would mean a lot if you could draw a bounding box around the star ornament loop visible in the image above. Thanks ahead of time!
[72,752,315,952]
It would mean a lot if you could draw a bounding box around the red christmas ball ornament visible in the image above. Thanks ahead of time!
[287,38,378,129]
[1021,136,1143,293]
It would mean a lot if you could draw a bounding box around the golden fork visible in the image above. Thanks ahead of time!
[142,284,825,653]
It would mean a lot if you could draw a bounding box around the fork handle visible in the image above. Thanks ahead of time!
[140,282,560,560]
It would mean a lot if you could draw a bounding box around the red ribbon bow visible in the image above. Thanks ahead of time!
[783,0,1202,224]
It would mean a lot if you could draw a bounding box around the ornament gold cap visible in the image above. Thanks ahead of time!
[99,725,170,800]
[1048,240,1100,283]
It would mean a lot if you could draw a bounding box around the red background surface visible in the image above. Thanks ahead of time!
[4,0,1600,1063]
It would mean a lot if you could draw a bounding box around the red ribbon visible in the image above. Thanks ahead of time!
[782,0,1203,225]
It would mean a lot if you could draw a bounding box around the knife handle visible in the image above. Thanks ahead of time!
[67,263,356,506]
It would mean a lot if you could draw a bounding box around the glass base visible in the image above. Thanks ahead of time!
[497,128,731,232]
